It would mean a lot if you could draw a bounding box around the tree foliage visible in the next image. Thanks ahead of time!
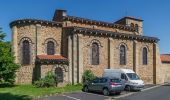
[0,27,20,85]
[82,70,96,83]
[0,27,6,42]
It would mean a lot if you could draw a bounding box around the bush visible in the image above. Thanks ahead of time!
[0,28,20,85]
[82,70,96,83]
[34,71,57,88]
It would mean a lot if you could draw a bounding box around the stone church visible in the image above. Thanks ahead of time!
[10,9,170,85]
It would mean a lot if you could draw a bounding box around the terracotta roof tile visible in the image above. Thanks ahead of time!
[37,55,67,60]
[160,55,170,62]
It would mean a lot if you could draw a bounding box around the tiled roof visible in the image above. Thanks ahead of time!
[160,55,170,62]
[65,26,159,43]
[63,16,137,32]
[36,55,68,65]
[37,55,67,60]
[10,19,62,28]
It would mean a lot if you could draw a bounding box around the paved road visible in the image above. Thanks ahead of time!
[118,83,170,100]
[38,92,108,100]
[37,84,167,100]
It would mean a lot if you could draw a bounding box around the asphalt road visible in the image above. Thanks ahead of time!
[37,84,170,100]
[38,92,108,100]
[118,83,170,100]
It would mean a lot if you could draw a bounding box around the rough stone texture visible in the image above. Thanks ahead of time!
[11,11,168,85]
[80,34,155,84]
[161,63,170,83]
[82,35,109,77]
[13,23,64,84]
[15,65,34,84]
[40,65,69,86]
[125,19,143,35]
[137,42,154,84]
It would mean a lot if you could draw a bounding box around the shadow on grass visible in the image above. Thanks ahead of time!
[0,84,18,88]
[0,93,32,100]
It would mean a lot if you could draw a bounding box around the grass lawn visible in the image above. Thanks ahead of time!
[0,84,82,100]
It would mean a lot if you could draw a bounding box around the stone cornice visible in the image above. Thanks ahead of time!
[66,26,159,43]
[10,19,62,28]
[63,16,137,32]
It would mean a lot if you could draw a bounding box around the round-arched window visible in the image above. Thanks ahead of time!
[47,41,55,55]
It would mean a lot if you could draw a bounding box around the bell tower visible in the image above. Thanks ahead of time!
[115,16,143,35]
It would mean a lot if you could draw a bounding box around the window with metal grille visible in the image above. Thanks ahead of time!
[47,41,55,55]
[120,45,126,65]
[22,40,30,65]
[143,47,148,65]
[91,42,99,65]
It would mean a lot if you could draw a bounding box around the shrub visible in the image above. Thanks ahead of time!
[82,70,96,83]
[0,28,20,86]
[34,71,57,88]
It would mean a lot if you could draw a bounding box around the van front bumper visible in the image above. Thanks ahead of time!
[130,85,144,90]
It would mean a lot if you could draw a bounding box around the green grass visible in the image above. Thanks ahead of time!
[0,84,82,100]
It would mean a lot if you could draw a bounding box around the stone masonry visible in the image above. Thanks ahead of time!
[10,9,169,85]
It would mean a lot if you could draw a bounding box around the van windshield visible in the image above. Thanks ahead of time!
[126,73,140,80]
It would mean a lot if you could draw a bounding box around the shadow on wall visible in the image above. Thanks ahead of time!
[0,93,32,100]
[32,63,41,83]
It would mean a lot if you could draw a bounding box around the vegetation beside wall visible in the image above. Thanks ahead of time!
[0,27,20,85]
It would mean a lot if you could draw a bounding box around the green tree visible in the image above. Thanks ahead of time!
[82,70,96,83]
[0,27,20,85]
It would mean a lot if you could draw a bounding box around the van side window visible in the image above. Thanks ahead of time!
[121,73,127,80]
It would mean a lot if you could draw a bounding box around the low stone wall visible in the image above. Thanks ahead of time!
[161,63,170,83]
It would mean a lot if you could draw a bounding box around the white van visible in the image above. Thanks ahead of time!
[103,69,144,91]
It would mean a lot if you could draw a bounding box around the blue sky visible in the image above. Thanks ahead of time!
[0,0,170,54]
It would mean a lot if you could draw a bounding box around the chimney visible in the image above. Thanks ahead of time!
[53,9,67,22]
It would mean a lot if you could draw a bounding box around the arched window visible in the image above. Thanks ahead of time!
[120,45,126,65]
[130,23,134,27]
[135,24,139,32]
[142,47,148,65]
[55,67,63,82]
[47,41,55,55]
[91,42,99,65]
[22,40,30,65]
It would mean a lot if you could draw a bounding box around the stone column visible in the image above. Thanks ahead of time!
[153,43,157,84]
[12,26,18,63]
[133,40,138,73]
[68,35,73,84]
[36,24,41,55]
[77,34,83,83]
[72,34,78,84]
[108,38,114,69]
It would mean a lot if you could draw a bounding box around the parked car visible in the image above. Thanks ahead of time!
[103,69,145,91]
[83,77,124,96]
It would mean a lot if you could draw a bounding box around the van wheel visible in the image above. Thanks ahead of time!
[103,88,109,96]
[84,86,89,92]
[125,85,131,91]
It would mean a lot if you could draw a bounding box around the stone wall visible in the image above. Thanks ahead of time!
[13,23,63,84]
[160,63,170,83]
[81,34,155,84]
[82,35,109,77]
[137,42,154,84]
[15,65,34,84]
